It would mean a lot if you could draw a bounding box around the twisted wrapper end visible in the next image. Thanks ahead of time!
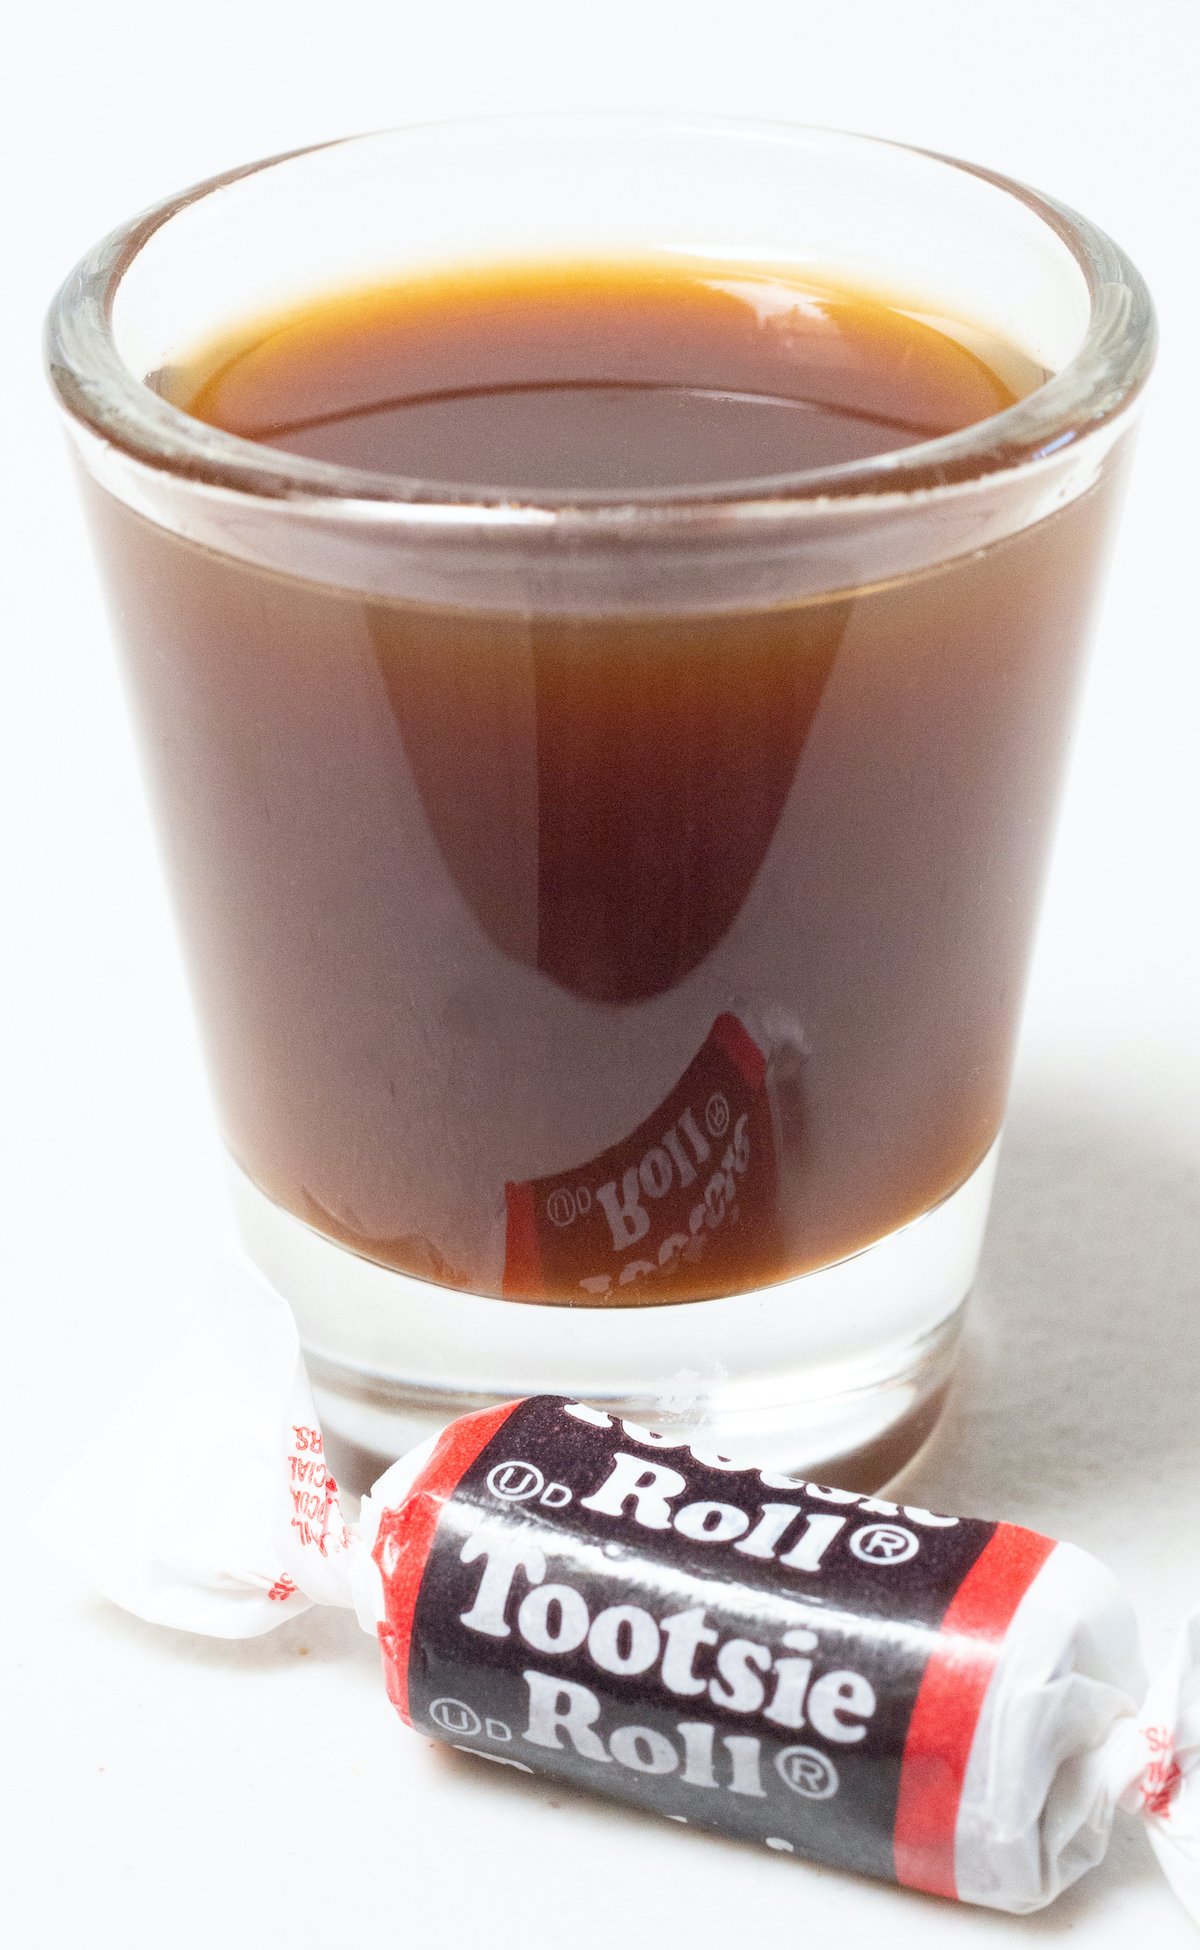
[39,1255,363,1637]
[1108,1609,1200,1925]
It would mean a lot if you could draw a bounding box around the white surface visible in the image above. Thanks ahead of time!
[4,2,1198,1945]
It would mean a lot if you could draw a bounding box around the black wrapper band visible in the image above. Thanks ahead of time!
[371,1395,1055,1897]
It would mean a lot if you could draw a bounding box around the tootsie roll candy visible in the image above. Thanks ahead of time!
[51,1286,1200,1922]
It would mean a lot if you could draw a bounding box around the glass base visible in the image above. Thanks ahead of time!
[229,1140,999,1490]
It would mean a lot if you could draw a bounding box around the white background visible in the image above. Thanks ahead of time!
[4,1,1199,1944]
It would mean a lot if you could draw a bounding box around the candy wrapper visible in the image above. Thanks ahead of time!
[47,1274,1200,1923]
[501,1009,792,1304]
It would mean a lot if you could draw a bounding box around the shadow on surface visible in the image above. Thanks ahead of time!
[431,1732,1165,1936]
[84,1586,375,1673]
[894,1076,1200,1542]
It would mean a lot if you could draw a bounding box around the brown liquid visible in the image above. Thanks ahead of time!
[87,261,1116,1302]
[180,263,1025,492]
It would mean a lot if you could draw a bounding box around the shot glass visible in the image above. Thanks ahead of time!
[46,116,1155,1480]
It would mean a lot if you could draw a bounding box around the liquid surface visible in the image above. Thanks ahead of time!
[175,261,1041,493]
[93,261,1113,1305]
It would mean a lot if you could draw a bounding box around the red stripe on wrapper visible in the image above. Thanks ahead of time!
[373,1400,523,1724]
[893,1525,1057,1898]
[502,1180,543,1297]
[709,1010,767,1088]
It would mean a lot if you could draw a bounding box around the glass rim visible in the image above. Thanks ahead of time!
[44,112,1157,530]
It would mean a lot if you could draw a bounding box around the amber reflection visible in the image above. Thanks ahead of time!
[371,601,847,1003]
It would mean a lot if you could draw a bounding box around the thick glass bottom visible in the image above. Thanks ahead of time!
[229,1140,999,1489]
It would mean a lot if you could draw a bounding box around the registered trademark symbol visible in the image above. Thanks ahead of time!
[849,1522,919,1565]
[485,1460,545,1503]
[775,1745,840,1799]
[705,1091,730,1138]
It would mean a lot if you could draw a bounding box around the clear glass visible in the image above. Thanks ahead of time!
[46,115,1155,1482]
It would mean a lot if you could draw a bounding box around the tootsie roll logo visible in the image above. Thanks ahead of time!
[381,1399,1002,1880]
